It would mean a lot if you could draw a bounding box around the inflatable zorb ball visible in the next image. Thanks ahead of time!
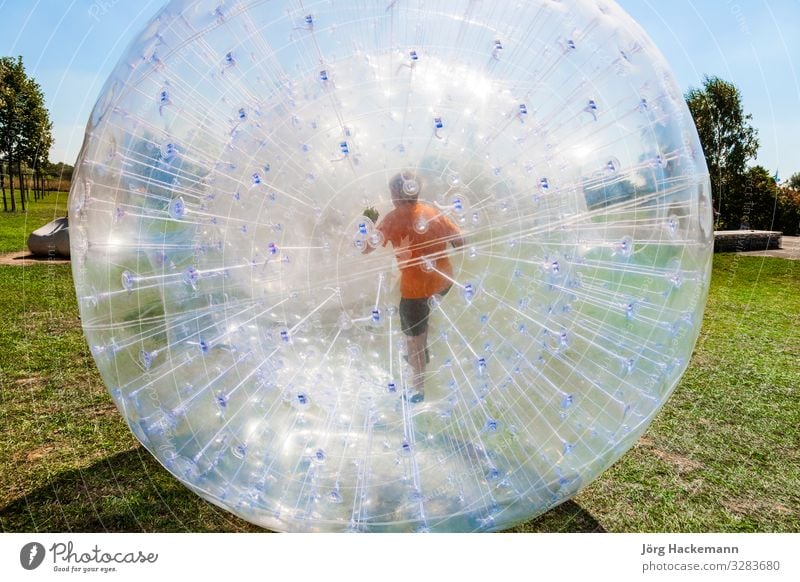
[69,0,713,532]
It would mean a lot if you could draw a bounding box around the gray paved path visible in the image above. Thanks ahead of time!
[733,236,800,260]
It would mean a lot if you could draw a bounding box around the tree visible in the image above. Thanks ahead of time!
[776,186,800,236]
[726,166,777,231]
[0,56,52,211]
[788,172,800,190]
[0,57,26,211]
[44,161,74,191]
[23,90,53,201]
[685,76,759,229]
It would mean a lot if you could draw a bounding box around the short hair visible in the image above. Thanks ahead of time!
[389,170,421,202]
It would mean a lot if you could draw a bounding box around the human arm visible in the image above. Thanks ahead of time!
[362,208,385,255]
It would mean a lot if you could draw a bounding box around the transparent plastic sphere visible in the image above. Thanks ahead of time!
[69,0,712,532]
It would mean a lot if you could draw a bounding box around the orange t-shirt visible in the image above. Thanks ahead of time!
[377,202,461,299]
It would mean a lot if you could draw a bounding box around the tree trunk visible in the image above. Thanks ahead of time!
[1,165,6,211]
[18,160,26,211]
[9,153,16,212]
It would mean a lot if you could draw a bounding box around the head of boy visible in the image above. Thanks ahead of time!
[389,171,421,207]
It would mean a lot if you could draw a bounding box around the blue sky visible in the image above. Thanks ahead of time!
[2,0,798,178]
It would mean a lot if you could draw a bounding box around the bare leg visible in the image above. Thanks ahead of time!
[407,329,428,398]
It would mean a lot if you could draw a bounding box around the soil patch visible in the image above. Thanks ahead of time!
[0,251,70,266]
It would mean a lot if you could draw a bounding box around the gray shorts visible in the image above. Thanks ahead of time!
[399,286,451,336]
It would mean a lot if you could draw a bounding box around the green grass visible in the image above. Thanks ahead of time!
[0,191,70,253]
[532,254,800,532]
[0,197,797,532]
[0,262,258,532]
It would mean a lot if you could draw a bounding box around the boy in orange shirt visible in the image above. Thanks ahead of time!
[363,172,464,403]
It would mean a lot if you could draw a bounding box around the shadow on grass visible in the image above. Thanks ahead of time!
[1,448,604,533]
[512,500,606,533]
[0,449,261,532]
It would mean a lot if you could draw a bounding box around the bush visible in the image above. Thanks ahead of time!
[776,187,800,235]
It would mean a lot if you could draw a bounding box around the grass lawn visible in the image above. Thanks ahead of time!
[0,192,70,253]
[0,199,797,532]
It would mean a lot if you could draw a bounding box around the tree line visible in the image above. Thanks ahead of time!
[1,55,799,234]
[0,160,73,199]
[686,75,800,234]
[0,56,55,212]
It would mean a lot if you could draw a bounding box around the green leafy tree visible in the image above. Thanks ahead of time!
[45,161,74,191]
[776,186,800,235]
[685,76,759,229]
[0,56,26,211]
[727,166,777,231]
[23,89,53,200]
[788,172,800,190]
[0,56,53,211]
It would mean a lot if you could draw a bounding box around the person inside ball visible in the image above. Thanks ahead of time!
[362,171,465,403]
